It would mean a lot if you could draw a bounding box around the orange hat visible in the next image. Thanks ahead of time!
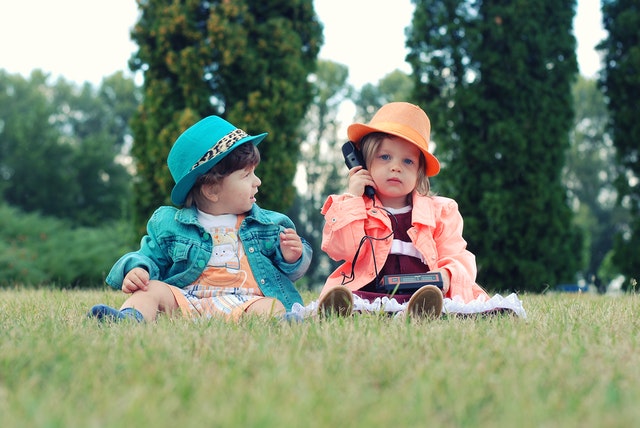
[347,102,440,177]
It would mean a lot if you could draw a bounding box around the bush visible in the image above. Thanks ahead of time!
[0,204,135,287]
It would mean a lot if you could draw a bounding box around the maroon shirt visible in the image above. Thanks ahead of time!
[360,210,429,295]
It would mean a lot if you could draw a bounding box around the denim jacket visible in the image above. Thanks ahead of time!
[106,204,311,310]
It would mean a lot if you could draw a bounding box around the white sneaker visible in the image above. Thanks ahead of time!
[407,285,443,319]
[318,286,354,317]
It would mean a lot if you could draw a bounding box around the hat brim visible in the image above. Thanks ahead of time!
[348,123,440,177]
[170,132,267,205]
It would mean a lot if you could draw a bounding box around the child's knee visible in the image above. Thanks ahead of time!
[129,280,178,310]
[245,298,285,316]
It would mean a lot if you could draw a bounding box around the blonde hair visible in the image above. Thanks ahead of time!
[360,133,431,196]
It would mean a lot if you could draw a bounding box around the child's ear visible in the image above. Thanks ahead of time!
[200,183,219,202]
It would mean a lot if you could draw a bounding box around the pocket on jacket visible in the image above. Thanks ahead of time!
[170,241,192,263]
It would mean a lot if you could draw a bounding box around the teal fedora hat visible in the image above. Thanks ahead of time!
[167,116,267,205]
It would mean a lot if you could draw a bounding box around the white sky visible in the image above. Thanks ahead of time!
[0,0,605,87]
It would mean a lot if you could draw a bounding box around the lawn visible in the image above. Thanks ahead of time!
[1,288,638,427]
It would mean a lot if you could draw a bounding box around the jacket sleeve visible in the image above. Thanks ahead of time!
[431,199,480,300]
[320,194,371,262]
[259,209,313,282]
[104,208,171,289]
[274,236,313,282]
[104,250,161,290]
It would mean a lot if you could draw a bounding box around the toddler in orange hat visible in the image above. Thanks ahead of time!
[318,102,489,318]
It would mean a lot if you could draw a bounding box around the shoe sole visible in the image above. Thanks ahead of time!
[407,285,443,319]
[318,286,353,317]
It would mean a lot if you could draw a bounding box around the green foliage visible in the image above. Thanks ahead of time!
[355,69,414,120]
[407,0,580,293]
[2,291,640,427]
[598,0,640,288]
[289,60,352,288]
[129,0,323,234]
[612,217,640,290]
[0,70,74,216]
[564,76,630,286]
[0,204,135,287]
[0,70,138,227]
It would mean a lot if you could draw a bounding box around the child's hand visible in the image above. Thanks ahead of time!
[122,267,150,294]
[279,228,303,263]
[430,268,451,295]
[348,166,376,197]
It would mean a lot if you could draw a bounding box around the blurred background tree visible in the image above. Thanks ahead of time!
[0,70,138,227]
[564,76,630,290]
[354,69,414,120]
[598,0,640,291]
[0,70,139,286]
[287,59,351,288]
[129,0,323,234]
[407,0,581,293]
[1,0,639,293]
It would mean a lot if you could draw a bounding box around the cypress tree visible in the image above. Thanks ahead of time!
[598,0,640,288]
[129,0,322,233]
[408,0,580,292]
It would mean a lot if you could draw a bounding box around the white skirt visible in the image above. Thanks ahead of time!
[290,292,527,319]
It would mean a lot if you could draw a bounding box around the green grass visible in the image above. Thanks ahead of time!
[1,288,639,427]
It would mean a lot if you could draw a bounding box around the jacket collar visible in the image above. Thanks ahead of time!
[175,205,200,225]
[409,193,437,228]
[175,204,270,226]
[366,192,436,228]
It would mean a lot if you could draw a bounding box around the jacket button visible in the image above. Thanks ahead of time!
[249,247,255,253]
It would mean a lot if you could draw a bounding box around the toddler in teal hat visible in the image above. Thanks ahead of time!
[89,116,312,322]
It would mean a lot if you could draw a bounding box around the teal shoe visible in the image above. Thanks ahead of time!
[88,304,144,322]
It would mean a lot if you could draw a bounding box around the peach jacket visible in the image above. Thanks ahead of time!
[320,193,489,303]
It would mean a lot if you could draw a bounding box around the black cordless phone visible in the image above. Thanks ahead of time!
[342,141,375,198]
